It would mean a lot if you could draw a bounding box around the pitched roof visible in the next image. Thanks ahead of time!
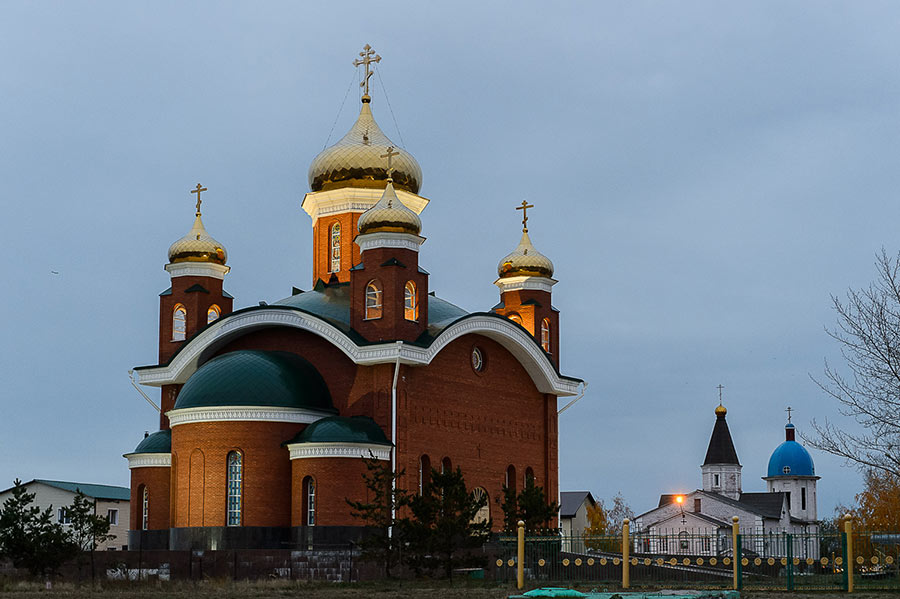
[31,480,130,501]
[703,411,740,465]
[560,491,595,518]
[738,492,785,519]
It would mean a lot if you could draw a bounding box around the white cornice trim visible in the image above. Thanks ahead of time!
[167,406,332,427]
[134,308,581,396]
[494,275,558,294]
[286,442,391,461]
[302,188,429,224]
[356,232,424,253]
[124,453,172,469]
[165,262,230,279]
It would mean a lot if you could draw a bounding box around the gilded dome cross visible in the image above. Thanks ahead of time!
[785,406,793,423]
[381,146,399,179]
[516,200,534,232]
[353,44,381,100]
[191,183,208,216]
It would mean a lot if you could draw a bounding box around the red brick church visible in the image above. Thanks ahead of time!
[124,48,582,550]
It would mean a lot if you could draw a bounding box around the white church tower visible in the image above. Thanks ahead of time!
[701,404,742,500]
[762,412,820,522]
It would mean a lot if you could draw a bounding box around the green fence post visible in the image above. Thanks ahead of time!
[736,533,743,591]
[786,532,794,591]
[841,525,849,591]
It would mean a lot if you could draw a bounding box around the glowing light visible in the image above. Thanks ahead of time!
[675,495,684,504]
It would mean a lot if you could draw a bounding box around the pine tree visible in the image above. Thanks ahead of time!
[498,477,559,534]
[66,490,115,583]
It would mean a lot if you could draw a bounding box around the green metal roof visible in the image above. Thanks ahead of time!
[284,415,391,446]
[130,429,171,454]
[174,350,335,412]
[32,480,130,501]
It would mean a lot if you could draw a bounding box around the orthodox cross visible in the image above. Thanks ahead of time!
[381,146,399,178]
[516,200,534,232]
[785,406,793,423]
[353,44,381,99]
[717,384,725,405]
[191,183,207,215]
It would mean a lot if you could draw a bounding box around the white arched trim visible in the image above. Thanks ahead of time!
[124,453,172,469]
[134,308,581,396]
[286,442,391,461]
[167,405,333,427]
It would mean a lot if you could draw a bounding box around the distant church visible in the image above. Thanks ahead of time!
[634,404,820,558]
[123,47,582,551]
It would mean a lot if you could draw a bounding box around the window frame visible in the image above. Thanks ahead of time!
[107,508,118,526]
[507,312,523,326]
[226,451,243,527]
[365,280,383,320]
[329,222,341,273]
[172,304,187,341]
[404,281,418,321]
[418,455,431,495]
[141,486,149,530]
[541,318,551,352]
[303,476,316,526]
[207,304,221,324]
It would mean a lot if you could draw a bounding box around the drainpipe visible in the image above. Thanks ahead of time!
[556,381,587,526]
[128,370,160,412]
[389,341,402,537]
[557,380,587,415]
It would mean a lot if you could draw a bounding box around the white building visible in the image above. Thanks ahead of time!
[560,491,596,552]
[0,479,130,551]
[633,406,820,559]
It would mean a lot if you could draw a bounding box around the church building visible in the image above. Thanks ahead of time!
[633,405,820,559]
[123,47,582,551]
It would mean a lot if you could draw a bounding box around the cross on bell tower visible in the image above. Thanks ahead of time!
[516,200,534,232]
[353,44,381,102]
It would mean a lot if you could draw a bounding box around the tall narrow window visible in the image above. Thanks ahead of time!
[226,451,243,527]
[801,487,807,510]
[365,280,383,319]
[172,305,187,341]
[541,318,551,352]
[506,465,517,494]
[508,313,523,326]
[418,455,431,495]
[330,222,341,273]
[524,467,535,487]
[404,281,418,321]
[141,486,149,530]
[441,456,452,474]
[303,476,316,526]
[472,488,490,524]
[207,304,220,324]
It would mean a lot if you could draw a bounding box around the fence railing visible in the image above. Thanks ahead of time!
[493,516,900,592]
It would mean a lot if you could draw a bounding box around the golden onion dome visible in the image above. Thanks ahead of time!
[308,100,422,194]
[715,404,727,417]
[167,213,227,265]
[498,230,554,278]
[357,180,421,235]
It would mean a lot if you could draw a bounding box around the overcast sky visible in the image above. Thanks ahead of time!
[3,1,899,517]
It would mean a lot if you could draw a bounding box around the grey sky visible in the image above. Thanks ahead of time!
[3,1,898,516]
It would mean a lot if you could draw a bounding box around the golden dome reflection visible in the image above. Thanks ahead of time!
[167,213,228,265]
[498,230,554,278]
[308,100,422,194]
[715,404,727,417]
[357,180,422,235]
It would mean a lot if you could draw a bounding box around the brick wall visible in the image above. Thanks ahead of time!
[312,213,362,285]
[158,274,234,365]
[130,467,171,531]
[290,457,372,527]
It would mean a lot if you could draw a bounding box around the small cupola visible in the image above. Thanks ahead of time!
[357,177,422,236]
[167,184,228,266]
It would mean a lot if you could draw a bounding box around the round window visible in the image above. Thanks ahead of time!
[471,347,484,372]
[782,466,791,474]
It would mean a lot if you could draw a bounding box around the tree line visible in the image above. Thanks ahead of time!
[0,480,113,581]
[346,455,558,578]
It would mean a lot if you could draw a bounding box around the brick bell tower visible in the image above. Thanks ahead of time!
[350,156,428,343]
[492,201,560,366]
[301,45,427,287]
[157,184,233,428]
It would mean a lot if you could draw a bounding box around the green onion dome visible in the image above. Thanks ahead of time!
[174,350,334,412]
[131,429,171,454]
[284,415,391,446]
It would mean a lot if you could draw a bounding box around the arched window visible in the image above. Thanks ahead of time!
[330,222,341,273]
[441,457,452,474]
[303,476,316,526]
[226,451,243,527]
[404,281,418,321]
[541,318,551,352]
[172,304,187,341]
[418,455,431,495]
[207,304,221,324]
[525,467,535,488]
[507,313,523,326]
[505,465,517,494]
[472,487,490,524]
[365,280,383,320]
[140,485,149,530]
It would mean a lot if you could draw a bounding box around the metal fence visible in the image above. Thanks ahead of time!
[493,523,900,592]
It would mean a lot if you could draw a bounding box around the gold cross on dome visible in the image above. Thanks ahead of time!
[381,146,399,178]
[516,200,534,232]
[353,44,381,99]
[191,183,207,215]
[786,406,793,423]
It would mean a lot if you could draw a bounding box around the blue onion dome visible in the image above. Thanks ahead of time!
[284,415,391,446]
[174,350,335,412]
[167,213,227,265]
[767,424,816,477]
[498,230,554,278]
[308,101,422,194]
[131,429,171,454]
[357,180,421,235]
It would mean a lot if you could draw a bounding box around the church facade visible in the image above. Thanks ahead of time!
[123,49,581,551]
[633,405,820,559]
